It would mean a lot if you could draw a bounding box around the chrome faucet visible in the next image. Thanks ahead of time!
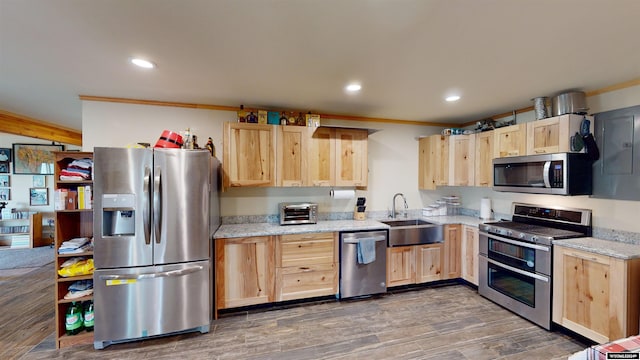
[391,193,408,218]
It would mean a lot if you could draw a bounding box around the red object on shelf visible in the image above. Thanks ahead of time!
[154,130,183,148]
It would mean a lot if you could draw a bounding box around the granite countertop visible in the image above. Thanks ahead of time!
[214,219,388,239]
[213,215,488,239]
[553,237,640,260]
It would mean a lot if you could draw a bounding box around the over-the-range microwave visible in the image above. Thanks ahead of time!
[492,153,593,195]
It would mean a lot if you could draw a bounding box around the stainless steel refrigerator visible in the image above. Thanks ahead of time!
[92,147,219,349]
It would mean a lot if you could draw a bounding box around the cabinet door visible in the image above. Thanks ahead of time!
[418,136,436,190]
[277,126,309,186]
[475,130,494,187]
[448,134,475,186]
[415,244,443,283]
[493,124,526,158]
[335,129,368,187]
[461,225,479,285]
[526,117,561,154]
[276,232,336,268]
[526,114,594,155]
[550,246,640,344]
[276,263,337,302]
[215,236,275,310]
[223,123,276,188]
[387,246,415,287]
[553,247,613,342]
[308,127,336,186]
[435,135,450,186]
[444,224,461,279]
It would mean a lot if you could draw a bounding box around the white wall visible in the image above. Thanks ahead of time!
[81,101,443,217]
[453,85,640,232]
[82,84,640,233]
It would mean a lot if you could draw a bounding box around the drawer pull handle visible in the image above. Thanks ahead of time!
[299,267,312,272]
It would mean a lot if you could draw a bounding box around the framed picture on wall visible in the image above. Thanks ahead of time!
[0,148,10,162]
[0,161,8,174]
[29,188,48,206]
[12,143,63,175]
[0,175,9,187]
[32,175,46,187]
[0,188,10,201]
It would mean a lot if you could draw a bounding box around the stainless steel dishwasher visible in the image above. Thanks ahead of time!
[339,230,388,298]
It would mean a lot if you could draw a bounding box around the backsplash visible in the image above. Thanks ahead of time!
[221,208,640,246]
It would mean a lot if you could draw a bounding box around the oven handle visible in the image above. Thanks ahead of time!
[479,231,550,252]
[485,257,549,283]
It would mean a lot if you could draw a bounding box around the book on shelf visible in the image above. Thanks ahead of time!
[78,187,85,210]
[54,190,68,211]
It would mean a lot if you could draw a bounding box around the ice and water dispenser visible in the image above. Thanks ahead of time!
[101,194,136,236]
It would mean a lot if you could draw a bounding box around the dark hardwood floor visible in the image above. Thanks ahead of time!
[2,263,590,360]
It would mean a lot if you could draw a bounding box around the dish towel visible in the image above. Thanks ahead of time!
[357,237,377,265]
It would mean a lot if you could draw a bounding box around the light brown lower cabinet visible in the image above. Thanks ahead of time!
[215,232,339,317]
[387,244,443,287]
[443,224,462,279]
[461,225,479,286]
[275,232,338,302]
[215,236,275,312]
[552,246,640,343]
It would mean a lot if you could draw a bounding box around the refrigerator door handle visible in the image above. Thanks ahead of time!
[98,265,204,280]
[153,166,162,244]
[143,166,152,245]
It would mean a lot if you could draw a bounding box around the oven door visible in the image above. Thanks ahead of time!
[479,232,551,276]
[478,255,551,329]
[478,232,552,330]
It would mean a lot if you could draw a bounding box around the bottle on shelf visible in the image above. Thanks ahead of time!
[237,105,247,122]
[83,300,94,332]
[65,301,84,335]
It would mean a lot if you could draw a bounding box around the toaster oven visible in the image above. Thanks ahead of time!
[279,202,318,225]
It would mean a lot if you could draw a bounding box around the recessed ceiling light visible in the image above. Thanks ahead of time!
[445,95,461,102]
[130,58,156,69]
[345,83,362,92]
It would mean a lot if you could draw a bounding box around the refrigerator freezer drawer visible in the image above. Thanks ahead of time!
[93,261,210,349]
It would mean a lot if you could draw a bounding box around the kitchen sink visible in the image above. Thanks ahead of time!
[380,218,444,247]
[380,219,433,227]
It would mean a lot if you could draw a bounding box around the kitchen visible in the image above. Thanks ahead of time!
[2,1,640,359]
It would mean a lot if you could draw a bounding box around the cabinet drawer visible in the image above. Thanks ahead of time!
[276,263,337,301]
[278,233,336,267]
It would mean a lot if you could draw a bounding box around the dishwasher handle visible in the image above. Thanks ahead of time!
[343,235,387,244]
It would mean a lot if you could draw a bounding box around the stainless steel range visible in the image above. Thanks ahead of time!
[478,202,591,330]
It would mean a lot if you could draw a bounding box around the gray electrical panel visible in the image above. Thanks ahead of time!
[592,105,640,200]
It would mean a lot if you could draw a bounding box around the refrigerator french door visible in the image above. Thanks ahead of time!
[93,147,214,349]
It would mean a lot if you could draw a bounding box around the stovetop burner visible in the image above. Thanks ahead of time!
[479,203,592,246]
[480,221,584,244]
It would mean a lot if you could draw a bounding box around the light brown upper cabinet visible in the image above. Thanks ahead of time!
[493,124,526,158]
[309,128,368,187]
[277,126,309,186]
[418,134,449,190]
[526,114,594,155]
[474,130,494,187]
[335,129,368,187]
[448,134,475,186]
[225,123,368,188]
[308,127,336,187]
[223,122,276,188]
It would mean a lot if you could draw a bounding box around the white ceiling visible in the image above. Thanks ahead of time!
[1,0,639,131]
